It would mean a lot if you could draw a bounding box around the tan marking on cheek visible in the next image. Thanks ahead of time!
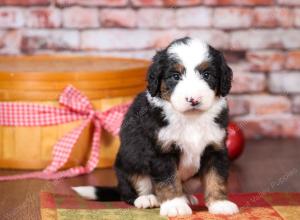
[160,81,171,101]
[202,168,227,206]
[154,172,183,203]
[159,63,184,101]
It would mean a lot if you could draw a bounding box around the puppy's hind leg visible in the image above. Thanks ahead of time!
[131,175,160,209]
[115,168,138,205]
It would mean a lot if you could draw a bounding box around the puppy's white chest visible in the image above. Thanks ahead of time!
[178,151,201,181]
[158,113,225,181]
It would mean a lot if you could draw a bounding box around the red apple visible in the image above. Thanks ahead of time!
[226,122,245,160]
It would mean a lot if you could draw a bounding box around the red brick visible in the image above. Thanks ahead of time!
[294,9,300,27]
[253,7,294,28]
[151,30,187,49]
[230,30,300,50]
[204,0,273,5]
[213,7,253,29]
[176,7,212,28]
[286,51,300,70]
[269,72,300,94]
[0,0,50,5]
[25,8,61,28]
[276,8,294,27]
[21,30,79,53]
[244,95,291,115]
[0,7,23,28]
[80,29,190,51]
[62,7,99,28]
[130,0,163,6]
[81,29,187,50]
[81,29,161,50]
[246,51,285,72]
[277,0,300,6]
[292,96,300,114]
[230,30,283,50]
[233,114,300,139]
[0,30,21,54]
[230,62,251,72]
[282,30,300,49]
[137,9,175,28]
[187,30,229,49]
[231,72,266,93]
[100,9,136,28]
[56,0,128,7]
[131,0,202,7]
[227,96,250,116]
[166,0,203,6]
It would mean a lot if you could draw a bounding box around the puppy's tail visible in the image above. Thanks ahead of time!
[72,186,120,201]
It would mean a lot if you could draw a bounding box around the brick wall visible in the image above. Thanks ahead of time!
[0,0,300,138]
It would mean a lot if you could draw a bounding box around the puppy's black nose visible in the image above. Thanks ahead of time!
[186,97,200,106]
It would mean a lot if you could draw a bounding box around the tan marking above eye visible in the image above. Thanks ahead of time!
[196,61,210,72]
[173,63,185,75]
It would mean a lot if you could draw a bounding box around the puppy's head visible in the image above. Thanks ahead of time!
[147,37,232,113]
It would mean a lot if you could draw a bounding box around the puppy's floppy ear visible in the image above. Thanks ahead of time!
[218,52,232,97]
[210,46,232,97]
[147,50,166,97]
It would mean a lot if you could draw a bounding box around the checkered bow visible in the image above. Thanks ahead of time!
[0,85,131,181]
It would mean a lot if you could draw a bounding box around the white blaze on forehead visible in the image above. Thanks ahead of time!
[167,38,210,69]
[166,38,214,113]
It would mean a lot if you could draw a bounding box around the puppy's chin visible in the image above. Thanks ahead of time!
[185,108,204,114]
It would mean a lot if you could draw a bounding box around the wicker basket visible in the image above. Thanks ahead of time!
[0,56,148,170]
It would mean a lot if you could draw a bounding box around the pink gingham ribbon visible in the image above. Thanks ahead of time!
[0,85,130,181]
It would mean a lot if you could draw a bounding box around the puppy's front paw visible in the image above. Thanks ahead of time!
[134,194,160,209]
[208,200,239,215]
[160,197,192,217]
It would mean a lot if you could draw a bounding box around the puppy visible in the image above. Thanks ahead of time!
[73,37,239,217]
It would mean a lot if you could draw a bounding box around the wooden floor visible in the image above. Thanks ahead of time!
[0,139,299,220]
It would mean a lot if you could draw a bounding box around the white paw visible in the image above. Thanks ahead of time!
[160,196,192,217]
[186,195,199,205]
[208,200,239,215]
[134,194,160,209]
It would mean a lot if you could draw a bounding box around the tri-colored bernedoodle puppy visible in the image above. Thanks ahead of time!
[73,37,239,217]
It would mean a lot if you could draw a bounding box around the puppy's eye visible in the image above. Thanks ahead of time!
[172,73,181,80]
[202,71,210,79]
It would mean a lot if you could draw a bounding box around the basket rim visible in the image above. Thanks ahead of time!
[0,55,150,76]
